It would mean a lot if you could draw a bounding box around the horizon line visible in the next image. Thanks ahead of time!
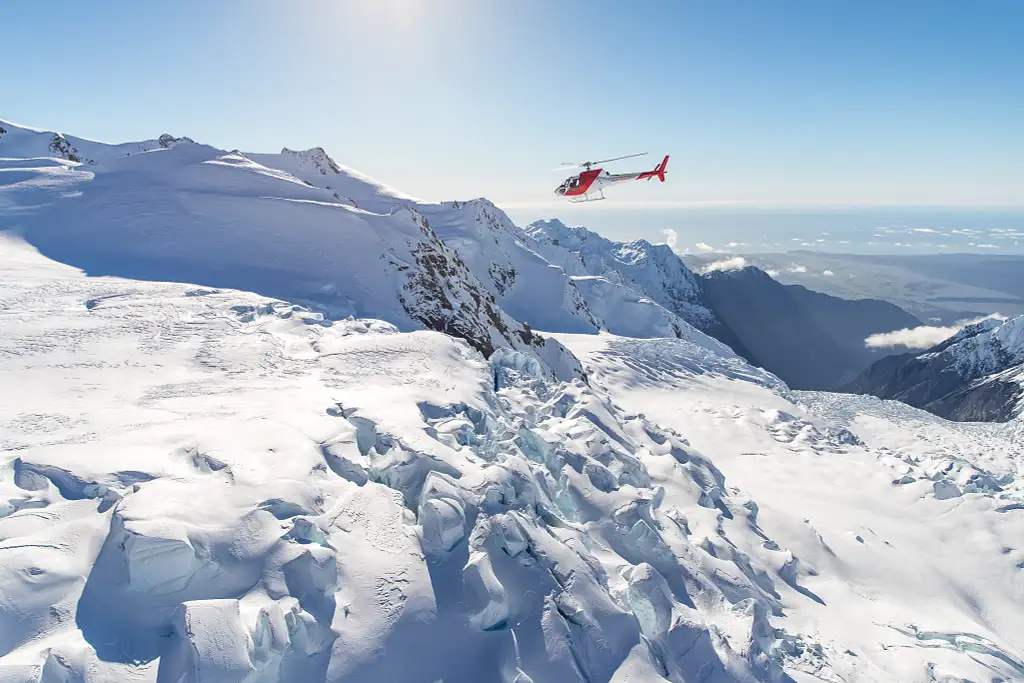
[494,200,1024,211]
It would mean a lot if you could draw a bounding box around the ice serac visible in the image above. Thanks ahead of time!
[157,600,254,683]
[847,314,1024,421]
[123,520,202,594]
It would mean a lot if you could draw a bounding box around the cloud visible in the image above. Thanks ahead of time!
[726,241,745,248]
[660,229,679,252]
[764,268,779,277]
[700,257,748,274]
[822,270,834,276]
[864,314,1007,350]
[695,242,714,252]
[786,265,807,274]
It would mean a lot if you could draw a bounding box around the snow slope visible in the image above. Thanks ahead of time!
[555,331,1024,683]
[0,119,580,380]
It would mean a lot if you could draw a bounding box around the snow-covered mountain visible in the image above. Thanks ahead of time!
[526,219,720,336]
[525,221,921,390]
[0,120,587,380]
[3,119,1024,683]
[847,314,1024,421]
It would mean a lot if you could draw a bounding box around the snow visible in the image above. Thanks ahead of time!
[3,118,1024,683]
[526,219,718,333]
[554,331,1024,682]
[935,314,1024,378]
[0,119,582,382]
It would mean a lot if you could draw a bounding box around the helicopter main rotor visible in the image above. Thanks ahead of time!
[554,152,648,172]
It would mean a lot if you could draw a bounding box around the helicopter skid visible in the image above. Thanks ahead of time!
[567,190,606,203]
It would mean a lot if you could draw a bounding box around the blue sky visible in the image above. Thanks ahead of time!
[2,0,1022,207]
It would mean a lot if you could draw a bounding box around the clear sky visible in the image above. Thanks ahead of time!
[2,0,1022,207]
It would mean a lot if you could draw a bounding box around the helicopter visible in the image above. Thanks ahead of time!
[554,153,669,203]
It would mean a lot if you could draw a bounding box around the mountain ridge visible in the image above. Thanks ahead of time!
[846,314,1024,421]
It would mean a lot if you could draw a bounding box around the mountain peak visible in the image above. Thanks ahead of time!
[279,146,342,175]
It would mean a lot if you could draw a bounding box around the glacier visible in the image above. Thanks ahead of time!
[2,120,1024,683]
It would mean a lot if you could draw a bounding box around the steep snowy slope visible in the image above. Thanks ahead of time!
[847,315,1024,421]
[554,331,1024,683]
[248,147,601,335]
[0,120,580,380]
[417,200,598,334]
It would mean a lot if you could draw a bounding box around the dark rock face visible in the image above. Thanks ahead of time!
[698,267,921,390]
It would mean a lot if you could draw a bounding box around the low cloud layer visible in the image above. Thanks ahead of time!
[699,257,748,274]
[865,314,1007,351]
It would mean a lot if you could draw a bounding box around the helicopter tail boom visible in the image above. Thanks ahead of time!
[636,155,669,182]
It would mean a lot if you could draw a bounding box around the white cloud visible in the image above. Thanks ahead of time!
[786,265,807,274]
[764,268,779,277]
[726,241,745,248]
[660,229,679,252]
[864,314,1007,351]
[822,270,834,276]
[910,228,938,233]
[700,257,748,274]
[695,242,714,252]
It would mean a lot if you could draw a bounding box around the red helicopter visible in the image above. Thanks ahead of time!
[554,153,669,203]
